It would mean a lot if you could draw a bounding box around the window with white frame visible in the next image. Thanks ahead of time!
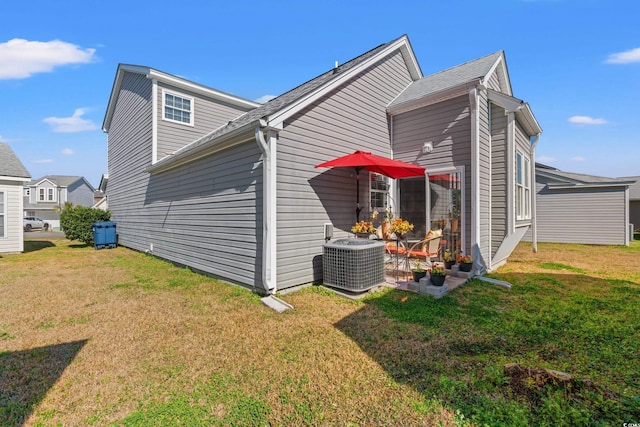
[0,191,5,237]
[48,188,55,202]
[24,188,30,197]
[516,151,531,220]
[39,188,45,201]
[163,90,194,125]
[370,173,389,211]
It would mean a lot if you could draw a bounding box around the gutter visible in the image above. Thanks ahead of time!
[255,121,278,295]
[468,83,485,275]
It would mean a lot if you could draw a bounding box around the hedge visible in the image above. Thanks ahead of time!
[60,205,111,245]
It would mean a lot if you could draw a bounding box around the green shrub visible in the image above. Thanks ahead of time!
[60,205,111,245]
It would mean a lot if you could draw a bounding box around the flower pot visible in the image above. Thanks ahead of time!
[444,260,455,269]
[430,274,446,286]
[459,261,472,272]
[412,270,427,282]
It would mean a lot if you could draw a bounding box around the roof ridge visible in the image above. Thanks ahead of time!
[422,50,502,79]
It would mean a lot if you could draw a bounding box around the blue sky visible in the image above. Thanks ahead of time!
[2,0,639,188]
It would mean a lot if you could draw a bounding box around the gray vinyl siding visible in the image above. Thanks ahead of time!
[67,180,95,207]
[0,183,22,253]
[514,120,532,228]
[107,72,154,248]
[393,94,472,255]
[109,72,263,289]
[276,50,414,290]
[477,90,491,266]
[525,177,628,245]
[490,103,508,257]
[487,72,501,92]
[156,83,253,159]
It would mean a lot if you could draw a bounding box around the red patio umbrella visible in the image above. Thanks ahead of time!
[315,150,425,221]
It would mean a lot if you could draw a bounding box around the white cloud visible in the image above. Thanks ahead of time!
[34,159,54,164]
[536,156,556,163]
[571,156,586,162]
[62,148,75,155]
[605,47,640,64]
[0,38,96,80]
[43,108,99,133]
[568,116,608,125]
[254,94,276,104]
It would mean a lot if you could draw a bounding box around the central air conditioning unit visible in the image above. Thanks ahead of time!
[322,239,385,292]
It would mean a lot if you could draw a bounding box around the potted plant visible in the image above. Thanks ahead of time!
[443,250,456,269]
[457,254,473,272]
[351,220,375,238]
[389,217,414,240]
[411,259,427,283]
[429,265,446,286]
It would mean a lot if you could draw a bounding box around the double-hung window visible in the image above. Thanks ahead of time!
[370,173,389,211]
[48,188,55,201]
[516,151,531,220]
[163,90,194,126]
[39,188,45,201]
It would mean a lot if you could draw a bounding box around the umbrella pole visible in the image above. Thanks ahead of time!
[355,167,362,222]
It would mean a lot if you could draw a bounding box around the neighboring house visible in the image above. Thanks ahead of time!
[523,164,633,245]
[0,142,31,253]
[103,35,541,294]
[23,176,96,229]
[92,173,108,210]
[620,176,640,233]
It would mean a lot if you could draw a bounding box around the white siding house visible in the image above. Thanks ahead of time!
[0,143,31,253]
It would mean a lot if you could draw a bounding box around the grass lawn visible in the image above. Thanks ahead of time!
[1,239,639,426]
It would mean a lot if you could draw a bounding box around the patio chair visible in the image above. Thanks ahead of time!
[405,230,442,272]
[383,239,407,279]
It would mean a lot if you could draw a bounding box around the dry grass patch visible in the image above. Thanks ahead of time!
[1,239,638,426]
[1,239,458,426]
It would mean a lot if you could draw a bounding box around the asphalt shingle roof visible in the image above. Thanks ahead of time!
[163,36,406,163]
[389,51,503,108]
[536,164,633,186]
[0,142,30,178]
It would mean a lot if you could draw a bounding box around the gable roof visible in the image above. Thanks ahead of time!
[29,175,95,191]
[147,35,422,173]
[0,142,30,180]
[103,64,261,133]
[536,164,635,189]
[388,51,506,113]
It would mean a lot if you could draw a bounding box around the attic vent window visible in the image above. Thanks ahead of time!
[163,90,194,126]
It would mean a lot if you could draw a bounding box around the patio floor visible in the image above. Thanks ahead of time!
[324,265,472,301]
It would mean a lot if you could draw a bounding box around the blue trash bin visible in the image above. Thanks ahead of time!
[93,221,117,250]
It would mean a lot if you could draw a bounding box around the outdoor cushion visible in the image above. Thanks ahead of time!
[385,242,406,254]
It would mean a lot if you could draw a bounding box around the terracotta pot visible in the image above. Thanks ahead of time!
[444,260,455,269]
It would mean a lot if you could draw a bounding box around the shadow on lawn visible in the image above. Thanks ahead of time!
[23,240,56,253]
[333,273,640,424]
[0,340,88,426]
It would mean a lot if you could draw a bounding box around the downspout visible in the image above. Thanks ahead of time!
[468,84,484,274]
[255,123,277,294]
[530,133,540,253]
